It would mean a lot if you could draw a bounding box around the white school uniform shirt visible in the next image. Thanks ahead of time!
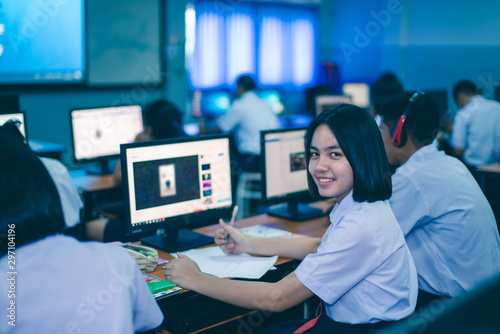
[390,144,500,297]
[451,95,500,167]
[41,157,84,228]
[0,235,163,333]
[216,91,280,155]
[295,191,417,324]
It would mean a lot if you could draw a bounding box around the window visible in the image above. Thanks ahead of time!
[186,0,318,89]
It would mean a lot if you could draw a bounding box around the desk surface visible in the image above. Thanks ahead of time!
[477,162,500,174]
[69,169,120,192]
[147,213,330,333]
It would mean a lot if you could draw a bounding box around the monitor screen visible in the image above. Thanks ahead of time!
[0,0,85,85]
[122,134,234,252]
[342,83,370,108]
[424,89,448,123]
[200,90,231,118]
[261,128,324,221]
[70,105,143,174]
[0,111,27,140]
[315,95,353,115]
[257,90,284,114]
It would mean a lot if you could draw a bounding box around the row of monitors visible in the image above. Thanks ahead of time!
[121,127,315,252]
[0,85,450,171]
[0,110,313,252]
[194,89,284,118]
[196,83,371,118]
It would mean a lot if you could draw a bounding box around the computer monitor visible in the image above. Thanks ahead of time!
[257,89,284,114]
[121,134,234,252]
[199,90,231,118]
[315,95,353,115]
[70,105,143,175]
[424,89,449,124]
[261,128,324,221]
[0,111,27,141]
[342,83,370,108]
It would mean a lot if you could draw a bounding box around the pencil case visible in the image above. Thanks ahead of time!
[122,243,159,272]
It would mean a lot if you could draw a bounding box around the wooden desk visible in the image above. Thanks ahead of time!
[69,169,122,221]
[147,213,330,334]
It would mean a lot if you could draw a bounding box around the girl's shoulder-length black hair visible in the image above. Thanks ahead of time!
[0,127,65,256]
[304,103,392,203]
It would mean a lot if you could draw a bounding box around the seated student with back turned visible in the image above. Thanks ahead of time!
[0,121,83,231]
[165,104,417,333]
[370,72,404,126]
[451,79,500,170]
[378,91,500,308]
[216,74,280,172]
[86,99,185,242]
[0,128,163,333]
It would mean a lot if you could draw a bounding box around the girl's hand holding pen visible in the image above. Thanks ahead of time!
[215,219,248,254]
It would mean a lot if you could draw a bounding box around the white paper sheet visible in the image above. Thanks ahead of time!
[239,224,293,238]
[173,246,278,279]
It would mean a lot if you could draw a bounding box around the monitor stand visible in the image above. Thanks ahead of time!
[140,227,213,253]
[85,159,112,175]
[265,201,325,222]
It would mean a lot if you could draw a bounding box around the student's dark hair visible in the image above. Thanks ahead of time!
[143,99,184,140]
[0,128,65,256]
[236,75,256,91]
[379,91,439,147]
[453,80,479,101]
[304,104,392,203]
[371,72,404,113]
[1,120,26,143]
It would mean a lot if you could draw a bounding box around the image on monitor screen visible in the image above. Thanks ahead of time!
[315,95,353,115]
[342,83,370,109]
[122,134,234,252]
[70,105,143,174]
[257,89,284,114]
[0,111,27,140]
[261,128,325,221]
[0,0,85,84]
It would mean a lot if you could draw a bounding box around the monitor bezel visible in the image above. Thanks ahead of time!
[121,133,235,239]
[260,127,313,207]
[0,110,28,142]
[69,104,143,164]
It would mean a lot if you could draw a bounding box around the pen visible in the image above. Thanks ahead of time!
[224,205,238,247]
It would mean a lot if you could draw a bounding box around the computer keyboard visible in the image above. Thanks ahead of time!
[159,292,251,334]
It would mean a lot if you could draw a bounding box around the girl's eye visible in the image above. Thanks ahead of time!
[310,151,319,158]
[330,152,341,158]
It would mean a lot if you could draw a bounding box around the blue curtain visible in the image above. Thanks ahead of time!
[188,0,318,89]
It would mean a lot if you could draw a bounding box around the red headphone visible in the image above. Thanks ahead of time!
[391,91,424,147]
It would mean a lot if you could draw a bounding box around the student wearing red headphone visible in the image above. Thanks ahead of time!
[378,91,500,309]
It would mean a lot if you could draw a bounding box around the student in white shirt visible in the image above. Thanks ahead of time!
[0,128,163,333]
[451,80,500,168]
[165,104,417,333]
[216,75,280,172]
[378,91,500,308]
